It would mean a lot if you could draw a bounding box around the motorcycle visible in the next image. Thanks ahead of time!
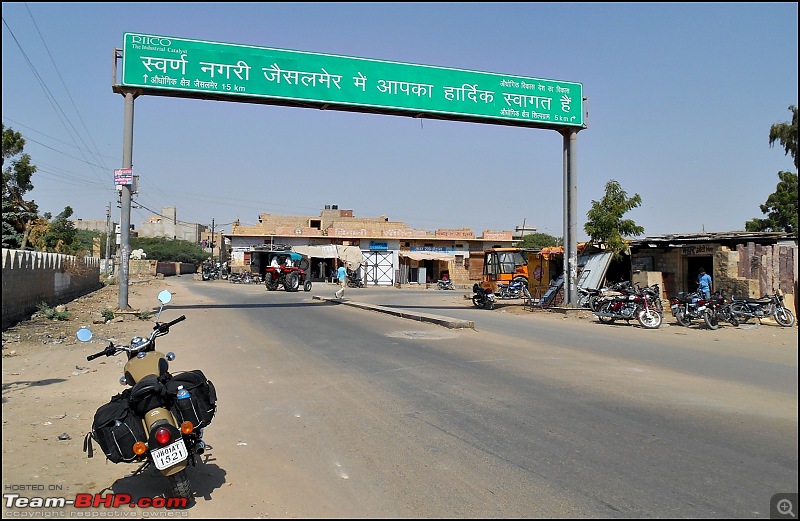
[472,283,496,310]
[729,291,796,327]
[495,279,530,300]
[594,282,663,329]
[582,281,636,312]
[347,270,365,288]
[669,291,709,327]
[702,292,740,330]
[78,290,217,500]
[437,278,455,290]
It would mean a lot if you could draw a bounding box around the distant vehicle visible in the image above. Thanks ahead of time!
[480,248,530,294]
[263,251,312,292]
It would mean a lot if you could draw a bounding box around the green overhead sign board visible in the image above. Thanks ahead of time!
[121,33,584,128]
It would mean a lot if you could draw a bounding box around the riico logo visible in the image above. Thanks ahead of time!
[130,35,172,48]
[4,492,188,510]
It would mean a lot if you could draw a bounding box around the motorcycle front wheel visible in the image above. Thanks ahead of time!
[703,310,720,330]
[774,308,796,327]
[638,309,663,329]
[472,295,483,308]
[675,309,692,327]
[168,469,192,499]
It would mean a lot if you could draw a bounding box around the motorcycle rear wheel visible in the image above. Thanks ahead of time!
[729,302,751,323]
[596,303,616,324]
[168,469,192,499]
[774,308,796,327]
[638,309,663,329]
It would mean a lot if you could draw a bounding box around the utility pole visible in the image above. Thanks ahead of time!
[104,203,112,275]
[211,218,215,262]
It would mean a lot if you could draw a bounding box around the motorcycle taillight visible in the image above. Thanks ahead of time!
[155,427,172,446]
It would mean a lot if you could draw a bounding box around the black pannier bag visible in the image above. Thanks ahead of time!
[166,370,217,429]
[85,391,147,463]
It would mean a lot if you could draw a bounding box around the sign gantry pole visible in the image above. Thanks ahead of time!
[117,88,138,311]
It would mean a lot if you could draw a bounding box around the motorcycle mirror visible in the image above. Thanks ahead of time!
[157,290,172,305]
[76,327,93,342]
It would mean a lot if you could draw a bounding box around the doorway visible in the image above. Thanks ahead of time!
[686,256,713,293]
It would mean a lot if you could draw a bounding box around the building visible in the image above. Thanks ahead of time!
[137,206,205,243]
[628,231,798,314]
[225,205,516,285]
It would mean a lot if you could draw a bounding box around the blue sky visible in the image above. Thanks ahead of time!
[2,2,797,240]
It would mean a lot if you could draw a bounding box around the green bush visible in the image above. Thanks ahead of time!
[36,302,70,321]
[101,308,115,322]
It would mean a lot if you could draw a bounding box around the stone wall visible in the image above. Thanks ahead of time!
[2,249,103,330]
[128,260,197,278]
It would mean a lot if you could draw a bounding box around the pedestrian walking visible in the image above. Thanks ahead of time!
[335,264,348,299]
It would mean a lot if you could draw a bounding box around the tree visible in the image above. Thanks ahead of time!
[769,104,798,170]
[584,180,644,259]
[745,171,798,233]
[130,236,209,264]
[746,105,798,234]
[2,124,39,249]
[518,232,562,250]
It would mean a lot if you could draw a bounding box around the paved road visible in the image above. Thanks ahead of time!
[173,278,797,518]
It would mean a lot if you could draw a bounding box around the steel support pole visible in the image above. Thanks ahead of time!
[104,203,112,275]
[562,128,579,307]
[118,90,136,311]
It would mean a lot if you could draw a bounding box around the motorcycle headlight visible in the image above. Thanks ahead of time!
[130,336,147,349]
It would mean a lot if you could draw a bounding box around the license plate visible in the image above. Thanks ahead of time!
[151,439,188,470]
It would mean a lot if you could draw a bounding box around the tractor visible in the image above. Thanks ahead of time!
[263,251,312,292]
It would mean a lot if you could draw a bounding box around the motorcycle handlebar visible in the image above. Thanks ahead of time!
[155,315,186,332]
[86,344,115,361]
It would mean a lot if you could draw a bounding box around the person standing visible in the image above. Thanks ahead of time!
[335,264,348,299]
[697,267,713,300]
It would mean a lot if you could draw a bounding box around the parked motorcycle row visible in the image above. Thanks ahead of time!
[577,279,795,330]
[77,290,217,500]
[201,262,228,281]
[229,271,262,284]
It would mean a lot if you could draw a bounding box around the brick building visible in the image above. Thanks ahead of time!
[225,205,516,286]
